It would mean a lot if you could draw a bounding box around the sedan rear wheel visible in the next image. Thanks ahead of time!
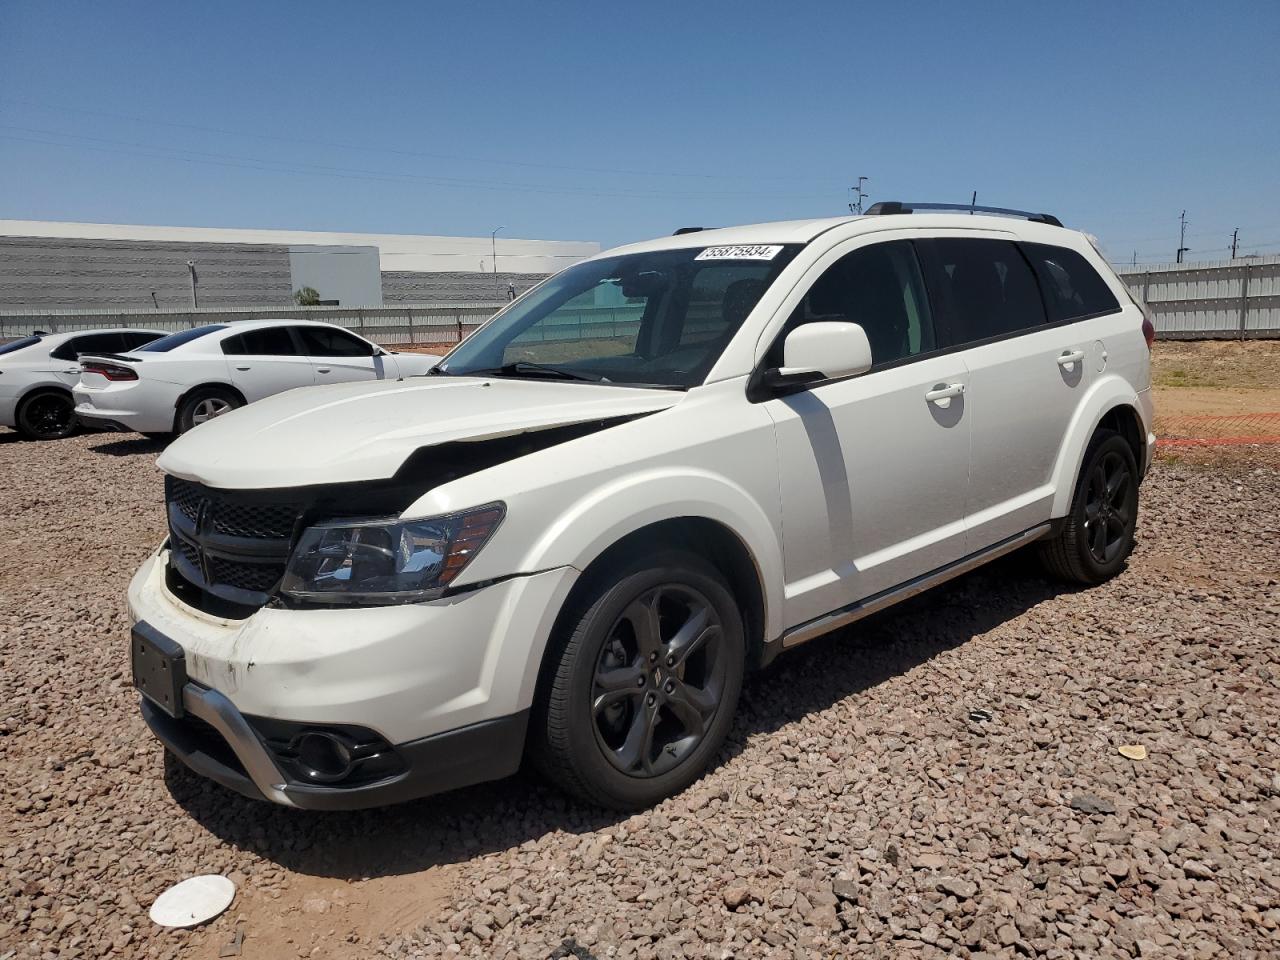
[177,388,241,433]
[16,389,77,440]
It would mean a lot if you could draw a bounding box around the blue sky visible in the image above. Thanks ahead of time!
[1,1,1277,263]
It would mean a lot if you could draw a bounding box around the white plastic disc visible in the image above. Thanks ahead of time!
[149,875,236,928]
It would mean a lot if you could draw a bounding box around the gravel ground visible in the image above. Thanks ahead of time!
[1,428,1278,960]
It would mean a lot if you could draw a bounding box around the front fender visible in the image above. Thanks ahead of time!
[1049,373,1141,517]
[519,467,785,640]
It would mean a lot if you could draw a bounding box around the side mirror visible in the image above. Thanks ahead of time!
[767,322,873,389]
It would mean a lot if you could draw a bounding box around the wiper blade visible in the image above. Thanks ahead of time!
[467,361,606,383]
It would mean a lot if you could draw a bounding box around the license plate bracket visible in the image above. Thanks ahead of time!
[131,623,187,718]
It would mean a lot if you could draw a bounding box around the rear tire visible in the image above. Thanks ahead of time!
[533,550,745,810]
[176,388,241,434]
[1039,428,1139,584]
[16,389,78,440]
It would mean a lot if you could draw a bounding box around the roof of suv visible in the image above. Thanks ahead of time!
[601,213,1076,259]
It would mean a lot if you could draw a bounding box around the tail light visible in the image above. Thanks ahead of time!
[82,361,138,382]
[1141,314,1156,350]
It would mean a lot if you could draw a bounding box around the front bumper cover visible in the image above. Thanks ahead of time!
[141,681,529,810]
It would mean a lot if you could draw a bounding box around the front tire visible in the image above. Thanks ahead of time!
[534,550,745,810]
[176,388,241,434]
[16,389,78,440]
[1039,428,1139,584]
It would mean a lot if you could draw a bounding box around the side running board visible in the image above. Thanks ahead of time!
[778,524,1052,651]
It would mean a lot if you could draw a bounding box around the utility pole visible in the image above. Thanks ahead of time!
[970,191,978,214]
[186,260,198,308]
[490,226,505,295]
[1176,211,1189,264]
[1132,251,1138,268]
[1231,228,1239,259]
[848,176,869,214]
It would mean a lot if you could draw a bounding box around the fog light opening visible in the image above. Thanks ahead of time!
[294,731,355,783]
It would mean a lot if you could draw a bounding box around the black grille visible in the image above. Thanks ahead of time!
[164,475,302,613]
[208,555,282,593]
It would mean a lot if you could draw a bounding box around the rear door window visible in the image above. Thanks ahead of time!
[922,238,1048,346]
[222,327,301,356]
[122,331,165,350]
[1023,243,1120,322]
[50,332,126,360]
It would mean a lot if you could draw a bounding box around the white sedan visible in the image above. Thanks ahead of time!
[0,328,166,439]
[73,319,439,435]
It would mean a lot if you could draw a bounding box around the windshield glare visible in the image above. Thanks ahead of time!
[135,324,228,353]
[442,246,799,388]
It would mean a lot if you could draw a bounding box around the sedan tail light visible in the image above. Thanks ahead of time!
[1141,314,1156,350]
[82,360,138,381]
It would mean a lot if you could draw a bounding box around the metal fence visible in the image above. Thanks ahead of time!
[1116,255,1280,339]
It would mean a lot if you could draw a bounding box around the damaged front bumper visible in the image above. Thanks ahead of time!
[126,547,577,807]
[139,675,528,810]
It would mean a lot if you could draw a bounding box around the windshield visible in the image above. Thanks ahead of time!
[441,245,800,388]
[0,336,42,356]
[135,324,228,353]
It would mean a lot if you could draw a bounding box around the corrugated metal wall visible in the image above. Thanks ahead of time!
[1116,255,1280,338]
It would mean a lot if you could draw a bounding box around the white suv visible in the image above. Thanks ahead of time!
[127,205,1156,810]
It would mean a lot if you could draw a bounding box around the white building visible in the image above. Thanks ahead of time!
[0,220,599,310]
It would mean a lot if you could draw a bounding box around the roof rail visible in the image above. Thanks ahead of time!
[673,226,710,235]
[864,201,1063,228]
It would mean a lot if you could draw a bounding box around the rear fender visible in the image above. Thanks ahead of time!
[1049,374,1141,517]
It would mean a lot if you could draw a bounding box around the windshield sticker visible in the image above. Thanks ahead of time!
[695,244,784,261]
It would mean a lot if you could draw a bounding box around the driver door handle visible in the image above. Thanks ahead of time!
[316,367,332,374]
[925,382,966,406]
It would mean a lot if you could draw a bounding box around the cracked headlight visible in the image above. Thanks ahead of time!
[280,503,505,605]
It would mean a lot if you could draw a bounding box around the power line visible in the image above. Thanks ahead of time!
[0,95,839,187]
[0,126,836,202]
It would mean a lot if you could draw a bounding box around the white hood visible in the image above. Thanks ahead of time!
[156,376,682,488]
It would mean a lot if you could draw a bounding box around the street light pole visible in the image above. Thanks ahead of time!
[491,226,506,295]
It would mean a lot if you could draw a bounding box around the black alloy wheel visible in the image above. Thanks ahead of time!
[1039,428,1140,584]
[534,549,745,810]
[590,584,728,778]
[16,390,77,440]
[1083,448,1134,565]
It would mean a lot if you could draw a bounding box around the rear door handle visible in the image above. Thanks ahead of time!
[234,365,251,371]
[1057,349,1086,368]
[925,382,965,407]
[316,367,332,374]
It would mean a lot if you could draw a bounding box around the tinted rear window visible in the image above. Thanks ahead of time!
[51,331,128,360]
[222,327,301,356]
[925,238,1048,344]
[295,326,372,357]
[1023,243,1120,322]
[136,324,228,352]
[0,336,41,356]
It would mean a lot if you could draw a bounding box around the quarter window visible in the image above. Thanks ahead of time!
[773,240,936,368]
[924,238,1047,344]
[1023,243,1120,322]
